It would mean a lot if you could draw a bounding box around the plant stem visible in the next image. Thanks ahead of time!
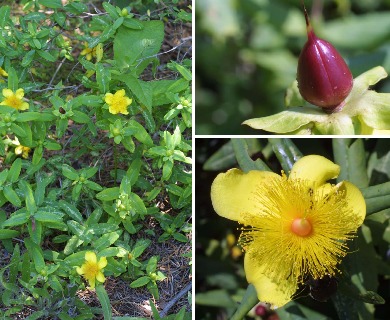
[230,284,258,320]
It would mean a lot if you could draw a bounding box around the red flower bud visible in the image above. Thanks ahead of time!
[297,2,353,111]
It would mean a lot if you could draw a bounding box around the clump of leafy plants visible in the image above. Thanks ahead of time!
[0,0,192,319]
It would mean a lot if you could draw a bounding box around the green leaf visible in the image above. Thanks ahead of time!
[169,61,192,81]
[269,138,303,173]
[84,180,103,191]
[39,0,62,8]
[96,187,120,201]
[37,49,56,62]
[0,229,19,239]
[95,284,113,320]
[1,212,28,227]
[7,67,18,91]
[361,181,390,199]
[147,281,159,299]
[126,120,153,146]
[32,145,43,165]
[93,231,122,251]
[367,139,390,185]
[365,196,390,215]
[89,223,118,235]
[96,63,111,93]
[125,156,141,187]
[24,237,45,272]
[232,139,270,173]
[62,164,79,180]
[59,200,83,223]
[16,112,55,122]
[3,186,21,207]
[132,239,151,258]
[67,220,86,238]
[130,276,150,288]
[0,6,10,28]
[146,256,157,274]
[20,181,37,213]
[203,139,262,171]
[173,233,188,243]
[320,12,390,50]
[195,289,236,308]
[102,2,120,19]
[123,75,152,109]
[122,17,144,30]
[34,211,64,224]
[72,110,91,124]
[10,123,27,137]
[333,139,369,188]
[22,50,36,67]
[162,160,174,180]
[114,21,164,71]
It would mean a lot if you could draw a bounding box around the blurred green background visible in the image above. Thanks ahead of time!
[195,138,390,319]
[195,0,390,134]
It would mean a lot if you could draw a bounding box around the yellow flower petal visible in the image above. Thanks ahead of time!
[2,88,13,98]
[98,257,108,269]
[19,102,29,110]
[244,252,295,308]
[85,251,97,263]
[210,168,281,223]
[116,89,126,97]
[76,266,84,275]
[88,277,96,289]
[96,271,106,283]
[15,88,24,99]
[337,181,366,225]
[104,93,113,103]
[289,155,340,187]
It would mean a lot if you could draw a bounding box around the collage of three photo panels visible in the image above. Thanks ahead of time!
[194,1,390,320]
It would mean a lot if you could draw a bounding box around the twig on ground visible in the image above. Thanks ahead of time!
[159,282,191,318]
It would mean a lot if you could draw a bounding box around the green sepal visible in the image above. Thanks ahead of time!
[244,67,390,135]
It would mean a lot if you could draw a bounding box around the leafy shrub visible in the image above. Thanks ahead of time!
[0,0,192,318]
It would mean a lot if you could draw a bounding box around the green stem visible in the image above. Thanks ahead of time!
[114,143,118,182]
[230,284,259,320]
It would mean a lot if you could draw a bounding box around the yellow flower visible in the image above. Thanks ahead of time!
[12,137,31,159]
[0,67,8,77]
[76,251,107,289]
[80,43,97,61]
[0,88,29,110]
[211,155,366,308]
[104,89,132,115]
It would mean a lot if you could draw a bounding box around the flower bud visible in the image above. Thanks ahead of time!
[297,2,353,111]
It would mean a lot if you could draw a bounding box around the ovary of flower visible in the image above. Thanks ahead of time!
[104,89,132,115]
[76,251,107,289]
[210,155,366,308]
[0,88,29,110]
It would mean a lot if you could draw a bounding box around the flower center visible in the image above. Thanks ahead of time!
[85,262,99,277]
[291,217,312,236]
[6,96,22,108]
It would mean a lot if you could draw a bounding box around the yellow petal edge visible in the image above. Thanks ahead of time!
[210,168,280,223]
